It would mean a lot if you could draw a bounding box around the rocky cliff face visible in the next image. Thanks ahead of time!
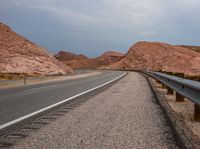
[104,41,200,76]
[0,23,73,77]
[55,51,124,69]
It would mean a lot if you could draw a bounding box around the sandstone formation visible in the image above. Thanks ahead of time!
[55,51,124,69]
[104,41,200,76]
[0,23,73,78]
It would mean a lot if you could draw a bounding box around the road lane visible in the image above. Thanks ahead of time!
[0,70,126,127]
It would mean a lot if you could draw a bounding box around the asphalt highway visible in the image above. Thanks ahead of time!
[11,72,184,149]
[0,70,126,129]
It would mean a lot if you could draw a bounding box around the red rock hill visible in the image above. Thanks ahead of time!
[55,51,124,69]
[54,51,88,61]
[104,41,200,76]
[0,23,73,77]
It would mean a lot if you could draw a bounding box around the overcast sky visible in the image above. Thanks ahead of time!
[0,0,200,57]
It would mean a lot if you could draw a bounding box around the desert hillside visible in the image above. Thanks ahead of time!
[55,51,124,69]
[103,41,200,76]
[54,51,88,61]
[179,45,200,53]
[0,23,73,78]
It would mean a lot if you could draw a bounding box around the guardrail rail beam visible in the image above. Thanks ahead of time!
[139,70,200,122]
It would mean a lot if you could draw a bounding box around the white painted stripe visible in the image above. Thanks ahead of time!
[0,72,127,130]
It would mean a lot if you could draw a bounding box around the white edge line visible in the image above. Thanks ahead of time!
[0,72,127,130]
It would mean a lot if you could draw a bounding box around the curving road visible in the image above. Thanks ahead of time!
[11,72,184,149]
[0,70,126,130]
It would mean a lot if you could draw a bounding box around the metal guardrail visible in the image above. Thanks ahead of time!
[140,70,200,121]
[144,71,200,105]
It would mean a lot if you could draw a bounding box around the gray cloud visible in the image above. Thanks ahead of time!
[0,0,200,57]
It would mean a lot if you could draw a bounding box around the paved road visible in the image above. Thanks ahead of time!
[12,72,184,149]
[0,70,125,128]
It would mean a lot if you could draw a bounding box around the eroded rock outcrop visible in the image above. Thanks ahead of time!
[104,41,200,76]
[0,23,73,78]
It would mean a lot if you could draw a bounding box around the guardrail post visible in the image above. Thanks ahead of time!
[194,104,200,122]
[161,83,166,89]
[176,92,184,102]
[167,86,173,95]
[156,80,161,84]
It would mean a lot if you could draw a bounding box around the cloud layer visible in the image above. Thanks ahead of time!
[0,0,200,57]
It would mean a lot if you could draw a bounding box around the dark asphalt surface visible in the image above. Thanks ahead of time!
[0,70,125,126]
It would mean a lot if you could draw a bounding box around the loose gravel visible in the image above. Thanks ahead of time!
[11,72,182,149]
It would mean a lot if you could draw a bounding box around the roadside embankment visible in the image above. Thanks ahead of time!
[149,77,200,148]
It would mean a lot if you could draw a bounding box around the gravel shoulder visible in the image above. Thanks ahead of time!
[11,72,182,149]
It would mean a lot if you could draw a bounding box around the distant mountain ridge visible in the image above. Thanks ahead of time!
[0,22,73,77]
[54,51,124,69]
[55,51,88,61]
